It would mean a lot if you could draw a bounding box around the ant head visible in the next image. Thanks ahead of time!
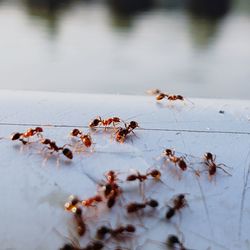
[125,224,136,233]
[106,170,115,177]
[89,118,101,127]
[178,194,185,200]
[129,121,139,129]
[205,152,213,160]
[112,117,121,123]
[11,133,22,140]
[35,127,43,133]
[70,196,79,206]
[63,148,73,160]
[150,169,161,179]
[71,128,80,136]
[41,138,51,144]
[164,149,172,156]
[177,95,184,100]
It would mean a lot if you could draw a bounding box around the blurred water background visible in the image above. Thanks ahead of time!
[0,0,249,99]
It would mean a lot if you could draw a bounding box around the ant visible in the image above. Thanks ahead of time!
[115,121,139,143]
[83,171,122,208]
[89,116,121,128]
[11,127,43,144]
[126,169,162,183]
[70,129,93,148]
[60,240,104,250]
[40,138,73,159]
[65,195,102,211]
[156,93,184,102]
[72,207,86,237]
[127,169,163,197]
[166,194,187,220]
[163,149,188,171]
[127,199,159,213]
[96,224,136,241]
[102,170,122,208]
[106,183,122,208]
[203,152,232,180]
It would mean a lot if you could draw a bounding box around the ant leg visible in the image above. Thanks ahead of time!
[217,166,232,176]
[139,182,145,200]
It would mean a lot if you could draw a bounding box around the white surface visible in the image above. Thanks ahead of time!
[0,90,250,250]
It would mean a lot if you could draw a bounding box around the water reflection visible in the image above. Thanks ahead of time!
[24,0,72,35]
[187,0,231,48]
[0,0,249,98]
[187,0,231,19]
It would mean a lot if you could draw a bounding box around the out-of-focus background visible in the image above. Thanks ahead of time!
[0,0,249,99]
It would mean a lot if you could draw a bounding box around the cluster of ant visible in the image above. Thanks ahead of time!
[8,115,231,250]
[61,146,231,250]
[162,149,231,180]
[89,117,139,143]
[62,166,190,250]
[9,117,139,162]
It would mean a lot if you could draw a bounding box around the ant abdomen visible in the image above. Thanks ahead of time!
[11,133,21,140]
[126,175,137,181]
[166,207,175,219]
[63,148,73,160]
[107,196,116,208]
[179,160,187,171]
[125,224,136,233]
[167,234,180,247]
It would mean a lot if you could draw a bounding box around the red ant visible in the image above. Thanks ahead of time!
[72,207,86,237]
[127,199,159,213]
[115,121,139,143]
[89,116,121,128]
[11,127,43,144]
[126,169,163,198]
[96,224,136,241]
[156,92,184,102]
[84,171,122,208]
[166,194,187,220]
[163,149,188,171]
[106,183,122,208]
[65,195,102,211]
[70,129,93,148]
[40,138,73,159]
[203,152,231,180]
[126,169,162,183]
